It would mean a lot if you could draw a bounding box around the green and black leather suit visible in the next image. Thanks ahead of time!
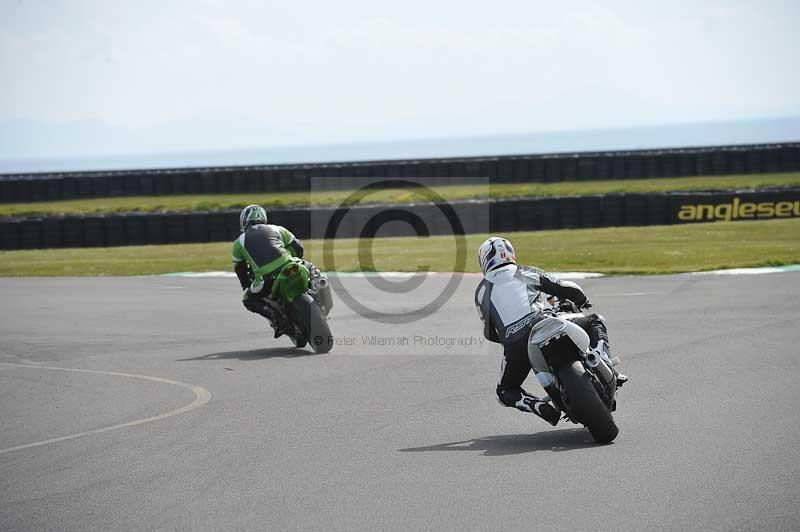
[232,222,304,314]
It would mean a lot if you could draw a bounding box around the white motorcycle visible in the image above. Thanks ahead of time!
[527,301,621,443]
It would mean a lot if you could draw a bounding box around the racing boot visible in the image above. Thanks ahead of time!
[256,305,285,339]
[257,296,285,338]
[500,387,561,426]
[531,400,561,426]
[270,315,287,339]
[244,298,275,322]
[542,384,565,411]
[518,395,560,426]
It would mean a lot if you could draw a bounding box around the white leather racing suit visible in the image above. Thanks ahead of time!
[474,264,608,413]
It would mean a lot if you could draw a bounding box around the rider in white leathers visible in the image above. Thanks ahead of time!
[474,237,626,426]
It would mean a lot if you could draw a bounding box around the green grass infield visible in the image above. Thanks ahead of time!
[0,218,798,276]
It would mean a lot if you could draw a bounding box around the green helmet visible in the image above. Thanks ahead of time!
[239,204,268,232]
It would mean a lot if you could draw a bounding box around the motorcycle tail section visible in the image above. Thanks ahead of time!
[272,258,310,303]
[528,316,590,372]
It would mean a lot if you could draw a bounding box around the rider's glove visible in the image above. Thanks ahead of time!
[558,299,580,313]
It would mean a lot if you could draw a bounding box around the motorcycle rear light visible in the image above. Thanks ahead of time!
[540,332,565,347]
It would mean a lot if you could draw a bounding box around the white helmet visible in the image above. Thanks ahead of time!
[478,237,517,275]
[239,204,268,232]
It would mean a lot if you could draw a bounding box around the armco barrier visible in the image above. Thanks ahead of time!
[0,189,798,250]
[1,143,798,203]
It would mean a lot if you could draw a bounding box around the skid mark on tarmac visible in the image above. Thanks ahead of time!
[0,363,211,455]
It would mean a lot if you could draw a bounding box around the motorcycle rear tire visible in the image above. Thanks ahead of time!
[558,361,619,443]
[289,293,333,354]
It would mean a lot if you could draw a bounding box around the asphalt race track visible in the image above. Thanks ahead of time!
[1,272,799,531]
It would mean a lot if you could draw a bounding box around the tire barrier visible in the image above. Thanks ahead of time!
[2,189,798,250]
[1,143,798,203]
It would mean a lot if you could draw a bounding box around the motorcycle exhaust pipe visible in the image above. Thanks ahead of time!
[586,351,616,388]
[316,276,334,315]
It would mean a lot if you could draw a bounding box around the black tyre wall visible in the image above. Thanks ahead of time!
[2,143,798,203]
[1,188,798,249]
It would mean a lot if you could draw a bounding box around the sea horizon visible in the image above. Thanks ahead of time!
[2,116,799,175]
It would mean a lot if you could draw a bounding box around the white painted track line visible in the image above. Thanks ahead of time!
[162,265,800,279]
[0,363,211,455]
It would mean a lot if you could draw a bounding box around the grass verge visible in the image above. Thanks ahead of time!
[0,219,798,276]
[1,172,799,218]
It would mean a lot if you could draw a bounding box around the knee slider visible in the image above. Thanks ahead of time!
[588,313,606,326]
[496,386,522,408]
[243,299,262,313]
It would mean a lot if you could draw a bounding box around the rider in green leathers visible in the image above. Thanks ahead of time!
[233,205,305,336]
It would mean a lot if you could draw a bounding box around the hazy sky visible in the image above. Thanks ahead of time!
[1,0,799,159]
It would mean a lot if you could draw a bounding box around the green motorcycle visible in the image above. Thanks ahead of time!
[265,258,334,353]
